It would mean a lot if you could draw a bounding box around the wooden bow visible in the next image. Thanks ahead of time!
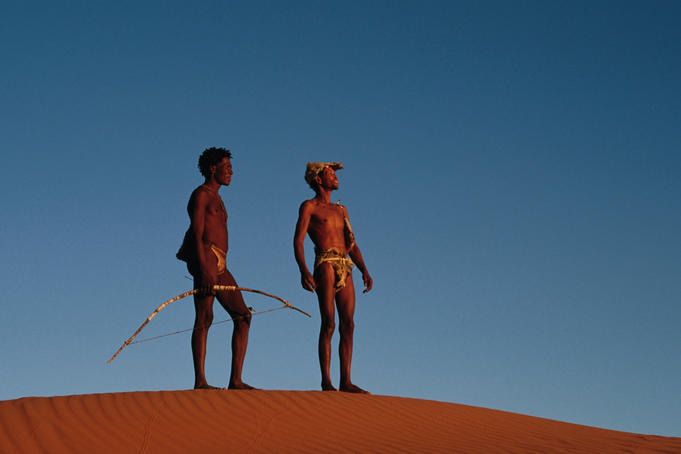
[107,285,310,363]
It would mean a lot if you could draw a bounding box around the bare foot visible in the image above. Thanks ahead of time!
[339,383,369,394]
[228,381,258,390]
[194,383,225,390]
[321,381,337,391]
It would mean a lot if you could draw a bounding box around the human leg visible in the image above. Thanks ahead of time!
[314,263,337,391]
[188,255,224,390]
[215,268,255,389]
[192,291,218,389]
[336,275,367,394]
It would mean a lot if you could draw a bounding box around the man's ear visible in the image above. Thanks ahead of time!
[209,164,217,176]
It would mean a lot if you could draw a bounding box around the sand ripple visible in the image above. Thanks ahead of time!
[1,390,679,453]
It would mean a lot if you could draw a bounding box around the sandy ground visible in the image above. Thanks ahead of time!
[0,390,679,453]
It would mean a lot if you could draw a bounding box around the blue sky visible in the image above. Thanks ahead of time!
[1,0,679,437]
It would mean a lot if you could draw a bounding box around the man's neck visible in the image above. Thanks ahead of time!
[314,188,333,204]
[203,179,221,193]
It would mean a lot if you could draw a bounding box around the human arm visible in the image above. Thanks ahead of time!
[293,201,316,292]
[188,190,215,295]
[348,243,373,293]
[342,206,373,293]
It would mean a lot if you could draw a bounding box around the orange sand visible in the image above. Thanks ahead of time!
[0,390,678,453]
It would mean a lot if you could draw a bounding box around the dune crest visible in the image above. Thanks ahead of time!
[0,390,678,453]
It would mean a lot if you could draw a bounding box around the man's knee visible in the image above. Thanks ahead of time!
[339,318,354,336]
[234,310,251,327]
[320,317,335,336]
[195,311,214,328]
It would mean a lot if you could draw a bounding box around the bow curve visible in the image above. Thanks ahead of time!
[107,285,310,363]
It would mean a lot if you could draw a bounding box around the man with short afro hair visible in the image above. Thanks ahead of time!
[198,147,233,177]
[177,146,255,390]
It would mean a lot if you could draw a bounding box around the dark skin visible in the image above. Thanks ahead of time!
[186,157,254,390]
[294,167,373,393]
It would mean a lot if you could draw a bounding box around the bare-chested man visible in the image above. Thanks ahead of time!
[294,162,373,393]
[177,147,254,390]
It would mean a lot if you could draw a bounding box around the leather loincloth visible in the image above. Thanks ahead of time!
[314,247,354,292]
[210,244,226,275]
[177,233,226,276]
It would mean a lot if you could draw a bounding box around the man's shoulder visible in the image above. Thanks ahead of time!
[300,199,347,216]
[299,198,317,210]
[300,198,336,210]
[191,185,221,200]
[192,184,211,195]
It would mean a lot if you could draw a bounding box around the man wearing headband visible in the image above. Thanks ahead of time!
[294,162,373,393]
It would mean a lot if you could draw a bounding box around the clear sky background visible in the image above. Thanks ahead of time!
[1,0,679,437]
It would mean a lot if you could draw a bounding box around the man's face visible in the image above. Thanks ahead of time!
[214,157,233,186]
[318,167,339,190]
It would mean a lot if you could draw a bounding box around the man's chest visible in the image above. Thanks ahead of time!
[207,199,227,222]
[311,207,344,229]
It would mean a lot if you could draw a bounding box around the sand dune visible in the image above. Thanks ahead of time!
[0,390,678,453]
